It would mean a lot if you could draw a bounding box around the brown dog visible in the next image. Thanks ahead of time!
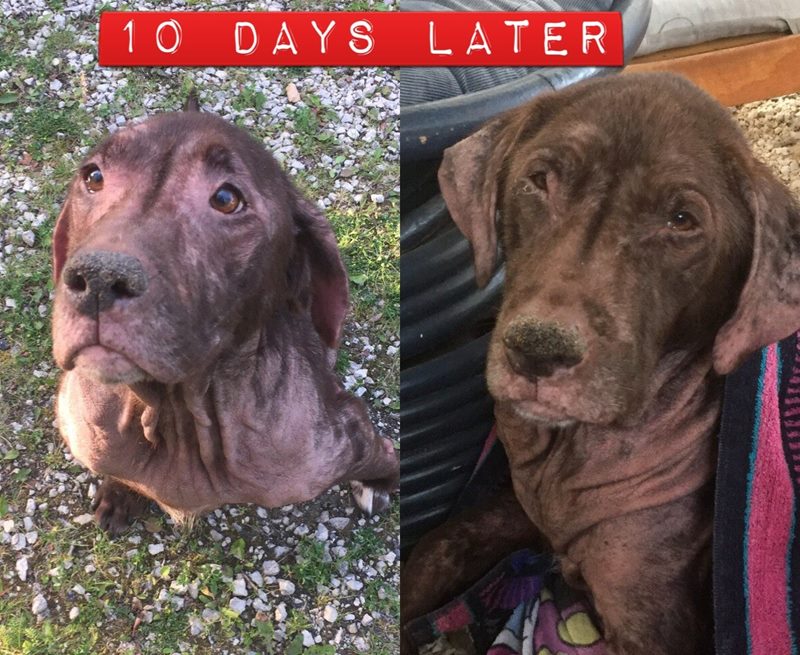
[402,73,800,654]
[52,104,399,533]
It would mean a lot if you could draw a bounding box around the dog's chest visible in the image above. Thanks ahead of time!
[57,372,337,511]
[498,407,718,554]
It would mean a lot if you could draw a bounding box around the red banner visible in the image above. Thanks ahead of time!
[98,11,623,67]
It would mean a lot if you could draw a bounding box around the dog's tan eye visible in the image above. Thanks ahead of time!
[520,171,548,195]
[531,172,548,192]
[83,165,104,193]
[210,184,245,214]
[667,210,697,232]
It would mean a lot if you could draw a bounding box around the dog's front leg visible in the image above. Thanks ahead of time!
[92,477,151,535]
[400,485,543,654]
[576,497,713,655]
[332,392,399,516]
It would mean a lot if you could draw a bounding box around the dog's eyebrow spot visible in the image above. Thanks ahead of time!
[203,144,237,174]
[94,124,154,164]
[563,121,606,143]
[86,140,121,167]
[537,121,608,155]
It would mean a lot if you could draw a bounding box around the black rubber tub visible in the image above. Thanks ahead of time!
[399,0,652,557]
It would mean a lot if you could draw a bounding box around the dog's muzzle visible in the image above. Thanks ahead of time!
[62,250,147,316]
[503,317,586,379]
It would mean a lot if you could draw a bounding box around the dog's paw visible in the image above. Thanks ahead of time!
[350,480,392,517]
[91,479,150,535]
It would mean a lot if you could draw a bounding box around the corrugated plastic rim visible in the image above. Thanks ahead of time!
[400,0,652,161]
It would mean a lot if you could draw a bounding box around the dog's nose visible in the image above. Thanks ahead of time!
[503,317,586,378]
[62,251,147,316]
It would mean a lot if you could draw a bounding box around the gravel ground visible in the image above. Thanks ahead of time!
[734,93,800,197]
[417,92,800,655]
[0,1,399,654]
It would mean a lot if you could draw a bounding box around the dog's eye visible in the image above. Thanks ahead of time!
[531,172,548,192]
[520,171,548,195]
[83,165,104,193]
[210,184,245,214]
[667,210,697,232]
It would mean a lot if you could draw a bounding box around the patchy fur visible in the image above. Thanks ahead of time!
[52,110,399,533]
[402,73,800,655]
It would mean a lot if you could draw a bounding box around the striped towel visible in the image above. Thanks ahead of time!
[715,330,800,655]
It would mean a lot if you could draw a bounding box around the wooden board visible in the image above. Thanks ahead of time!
[625,33,800,106]
[631,32,785,64]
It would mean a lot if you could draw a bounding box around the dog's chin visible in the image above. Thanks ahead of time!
[488,364,626,427]
[72,345,149,385]
[506,400,580,428]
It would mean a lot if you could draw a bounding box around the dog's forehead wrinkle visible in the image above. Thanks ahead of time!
[200,142,238,175]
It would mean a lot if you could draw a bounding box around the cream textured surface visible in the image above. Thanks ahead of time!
[638,0,800,55]
[734,93,800,199]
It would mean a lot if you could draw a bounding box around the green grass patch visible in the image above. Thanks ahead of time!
[0,25,398,654]
[331,202,399,328]
[12,104,89,161]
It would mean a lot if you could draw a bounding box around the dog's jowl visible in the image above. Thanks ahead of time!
[402,73,800,655]
[52,106,399,533]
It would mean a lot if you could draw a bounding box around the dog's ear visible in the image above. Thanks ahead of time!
[438,120,509,288]
[713,160,800,375]
[287,193,349,354]
[438,95,559,288]
[183,90,200,112]
[52,199,72,282]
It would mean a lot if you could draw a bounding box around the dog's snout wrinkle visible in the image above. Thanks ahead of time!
[503,317,586,378]
[63,250,147,316]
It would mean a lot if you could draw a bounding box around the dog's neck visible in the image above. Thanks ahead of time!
[61,309,338,510]
[130,307,324,398]
[116,309,331,460]
[497,348,721,550]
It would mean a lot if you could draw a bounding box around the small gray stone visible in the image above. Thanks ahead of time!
[262,560,280,576]
[329,517,350,530]
[31,594,48,616]
[15,556,28,581]
[188,615,203,636]
[201,608,220,623]
[228,597,246,615]
[232,577,248,597]
[346,579,364,591]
